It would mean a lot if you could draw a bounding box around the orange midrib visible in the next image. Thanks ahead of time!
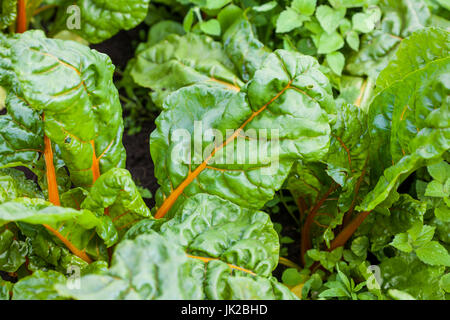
[16,0,27,33]
[43,224,92,263]
[42,116,92,263]
[186,254,256,276]
[208,77,240,92]
[44,134,61,206]
[154,81,293,219]
[355,79,367,107]
[90,140,101,182]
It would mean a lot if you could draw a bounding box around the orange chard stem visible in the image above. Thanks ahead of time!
[16,0,27,33]
[43,224,93,263]
[44,134,60,206]
[329,211,372,251]
[90,140,101,182]
[42,116,92,263]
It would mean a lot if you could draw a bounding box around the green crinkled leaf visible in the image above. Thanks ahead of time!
[151,50,334,216]
[326,103,369,193]
[360,28,450,212]
[56,194,297,300]
[222,18,270,82]
[81,168,152,237]
[12,270,66,300]
[147,20,185,47]
[0,31,126,188]
[157,194,279,276]
[0,94,43,171]
[130,33,243,108]
[0,168,44,204]
[0,228,27,272]
[52,0,151,44]
[415,241,450,266]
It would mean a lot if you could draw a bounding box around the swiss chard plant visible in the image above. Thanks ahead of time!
[0,0,449,301]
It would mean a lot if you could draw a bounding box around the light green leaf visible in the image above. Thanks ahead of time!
[435,205,450,222]
[390,233,413,252]
[440,273,450,293]
[352,7,381,33]
[425,180,447,198]
[326,51,345,75]
[346,30,360,51]
[253,1,277,12]
[346,0,431,80]
[292,0,316,16]
[276,8,309,33]
[328,0,368,8]
[316,5,346,34]
[183,8,195,32]
[0,198,118,260]
[200,19,222,36]
[388,289,416,300]
[318,31,344,54]
[282,268,305,286]
[416,241,450,266]
[427,161,450,183]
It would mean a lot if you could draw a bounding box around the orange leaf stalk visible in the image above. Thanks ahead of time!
[16,0,27,33]
[329,211,372,251]
[42,123,92,263]
[90,140,101,182]
[44,134,60,206]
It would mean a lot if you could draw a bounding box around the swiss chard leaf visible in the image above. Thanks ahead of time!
[51,0,151,44]
[151,49,335,218]
[0,30,126,188]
